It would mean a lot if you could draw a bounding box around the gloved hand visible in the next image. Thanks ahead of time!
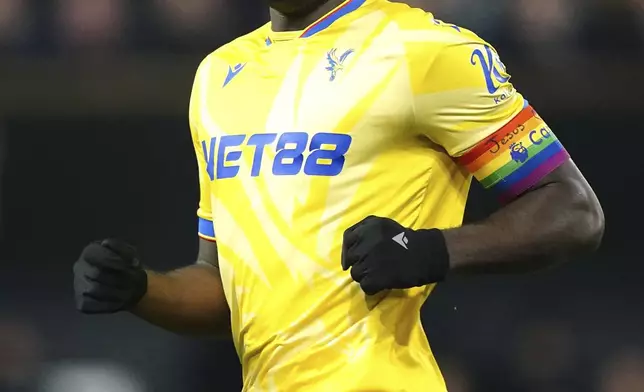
[73,239,147,314]
[341,216,450,295]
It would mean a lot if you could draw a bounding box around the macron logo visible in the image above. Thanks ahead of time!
[392,232,409,250]
[223,63,246,88]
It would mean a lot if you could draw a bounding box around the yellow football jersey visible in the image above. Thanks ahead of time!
[188,0,546,390]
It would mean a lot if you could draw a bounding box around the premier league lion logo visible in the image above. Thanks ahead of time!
[510,142,529,163]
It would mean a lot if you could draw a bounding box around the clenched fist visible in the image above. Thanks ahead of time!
[73,239,147,314]
[341,216,450,295]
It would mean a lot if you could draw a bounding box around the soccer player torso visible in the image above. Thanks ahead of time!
[189,0,515,390]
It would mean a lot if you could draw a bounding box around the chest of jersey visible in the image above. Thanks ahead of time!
[198,37,415,183]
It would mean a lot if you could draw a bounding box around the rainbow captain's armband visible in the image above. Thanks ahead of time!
[198,217,216,241]
[458,105,570,203]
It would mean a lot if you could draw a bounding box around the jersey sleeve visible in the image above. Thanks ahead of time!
[189,58,216,241]
[413,35,570,203]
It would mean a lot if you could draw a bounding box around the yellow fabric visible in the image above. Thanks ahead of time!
[189,1,526,390]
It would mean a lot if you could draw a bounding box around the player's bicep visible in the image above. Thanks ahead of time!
[530,159,597,204]
[197,238,219,268]
[415,40,569,202]
[456,104,570,203]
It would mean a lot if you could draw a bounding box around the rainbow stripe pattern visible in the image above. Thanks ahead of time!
[458,105,569,203]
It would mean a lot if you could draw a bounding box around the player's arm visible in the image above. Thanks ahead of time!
[73,130,231,337]
[429,45,605,273]
[73,55,231,335]
[443,157,603,274]
[73,151,231,336]
[130,56,230,335]
[131,239,230,336]
[73,238,230,337]
[342,36,604,294]
[342,160,603,293]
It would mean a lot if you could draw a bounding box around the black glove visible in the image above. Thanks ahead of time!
[73,239,147,314]
[341,216,450,295]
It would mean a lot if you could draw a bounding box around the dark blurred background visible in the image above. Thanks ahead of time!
[0,1,642,391]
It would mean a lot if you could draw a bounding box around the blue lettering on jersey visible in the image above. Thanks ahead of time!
[471,45,510,94]
[201,132,353,180]
[247,133,277,176]
[272,132,308,175]
[529,127,553,145]
[201,138,217,180]
[217,135,246,179]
